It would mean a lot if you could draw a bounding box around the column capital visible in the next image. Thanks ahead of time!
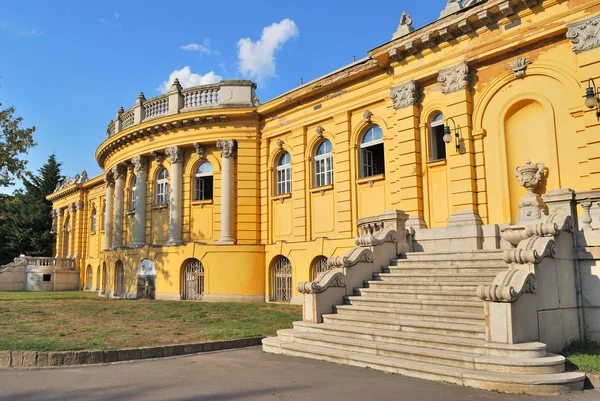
[438,62,470,95]
[55,208,64,217]
[165,146,183,164]
[104,172,115,188]
[217,139,237,158]
[131,155,148,173]
[390,80,418,110]
[68,203,76,213]
[75,200,85,211]
[111,164,126,180]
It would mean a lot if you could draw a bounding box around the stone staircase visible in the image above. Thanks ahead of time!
[262,250,586,394]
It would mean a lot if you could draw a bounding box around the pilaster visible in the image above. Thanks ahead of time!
[103,173,115,251]
[55,208,64,257]
[67,203,76,258]
[131,155,148,248]
[74,200,84,259]
[112,164,126,249]
[332,112,353,235]
[165,145,184,246]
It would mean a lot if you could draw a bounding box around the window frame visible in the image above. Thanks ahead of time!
[130,175,137,211]
[275,152,292,196]
[155,168,169,206]
[91,208,97,233]
[429,112,446,162]
[314,140,333,188]
[194,162,214,201]
[359,125,385,178]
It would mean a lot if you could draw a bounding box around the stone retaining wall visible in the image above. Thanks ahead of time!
[0,337,263,368]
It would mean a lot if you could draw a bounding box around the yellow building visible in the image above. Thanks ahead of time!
[48,0,600,303]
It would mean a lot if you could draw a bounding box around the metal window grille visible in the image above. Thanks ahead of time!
[273,257,292,302]
[183,259,204,300]
[311,256,330,281]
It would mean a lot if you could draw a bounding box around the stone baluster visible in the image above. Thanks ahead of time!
[131,155,148,247]
[112,164,126,249]
[165,146,183,246]
[581,201,593,231]
[217,139,236,244]
[103,173,115,251]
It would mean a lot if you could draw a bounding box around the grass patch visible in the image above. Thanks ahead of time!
[561,341,600,373]
[0,291,301,351]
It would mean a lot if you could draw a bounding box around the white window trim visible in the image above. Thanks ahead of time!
[131,177,137,211]
[91,210,97,232]
[360,135,384,178]
[156,170,169,206]
[194,163,213,201]
[276,154,292,195]
[429,113,445,161]
[314,152,333,187]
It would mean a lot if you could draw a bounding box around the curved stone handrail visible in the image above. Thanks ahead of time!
[327,247,374,269]
[503,236,556,265]
[477,268,537,303]
[296,271,346,294]
[354,226,398,247]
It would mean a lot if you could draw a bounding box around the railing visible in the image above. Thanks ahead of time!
[23,257,76,270]
[575,190,600,231]
[105,80,257,138]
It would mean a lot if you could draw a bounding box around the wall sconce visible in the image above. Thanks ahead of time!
[585,78,600,120]
[443,117,462,153]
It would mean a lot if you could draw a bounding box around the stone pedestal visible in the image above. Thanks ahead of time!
[484,294,539,344]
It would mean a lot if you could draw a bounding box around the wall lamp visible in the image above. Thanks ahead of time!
[443,117,462,153]
[585,78,600,120]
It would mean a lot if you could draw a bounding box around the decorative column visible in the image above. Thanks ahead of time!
[112,165,126,249]
[131,155,148,248]
[217,139,236,244]
[67,203,76,258]
[103,173,115,251]
[165,146,183,246]
[74,200,84,258]
[55,209,64,257]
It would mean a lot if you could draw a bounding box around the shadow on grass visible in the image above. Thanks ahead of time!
[561,341,600,373]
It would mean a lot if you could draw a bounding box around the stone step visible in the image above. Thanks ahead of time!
[401,250,505,261]
[262,338,584,394]
[354,288,481,302]
[322,314,485,339]
[275,329,566,374]
[334,304,483,325]
[364,281,478,292]
[345,296,484,312]
[373,273,497,283]
[292,321,547,358]
[385,267,506,275]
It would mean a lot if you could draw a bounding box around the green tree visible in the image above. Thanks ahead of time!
[3,154,63,261]
[0,101,37,187]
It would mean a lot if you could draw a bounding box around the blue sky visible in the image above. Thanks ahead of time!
[0,0,451,193]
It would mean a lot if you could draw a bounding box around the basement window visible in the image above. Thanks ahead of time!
[43,274,52,282]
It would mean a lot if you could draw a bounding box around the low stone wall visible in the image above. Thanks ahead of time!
[0,337,263,368]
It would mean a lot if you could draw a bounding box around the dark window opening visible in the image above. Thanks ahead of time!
[43,274,52,282]
[431,125,447,161]
[361,143,385,177]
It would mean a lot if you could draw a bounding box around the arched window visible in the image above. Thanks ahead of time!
[114,261,124,297]
[314,140,333,187]
[86,265,93,290]
[130,176,137,211]
[276,152,292,195]
[101,262,107,294]
[182,259,204,300]
[91,208,97,232]
[155,168,169,205]
[194,162,214,201]
[429,112,446,161]
[360,125,385,178]
[311,256,330,281]
[272,256,292,302]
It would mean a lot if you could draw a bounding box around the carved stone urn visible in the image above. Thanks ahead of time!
[514,160,546,224]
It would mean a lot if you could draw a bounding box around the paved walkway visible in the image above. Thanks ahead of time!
[0,347,597,401]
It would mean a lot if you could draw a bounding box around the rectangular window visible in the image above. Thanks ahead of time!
[431,125,447,161]
[131,189,137,211]
[43,274,51,282]
[194,176,214,201]
[361,148,374,177]
[361,144,385,177]
[315,155,333,187]
[156,182,169,205]
[276,167,291,195]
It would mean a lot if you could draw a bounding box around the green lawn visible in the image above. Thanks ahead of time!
[0,292,301,351]
[561,341,600,373]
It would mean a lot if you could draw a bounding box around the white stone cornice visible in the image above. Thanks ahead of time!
[217,139,237,158]
[390,80,417,110]
[438,62,470,94]
[165,146,183,164]
[567,13,600,54]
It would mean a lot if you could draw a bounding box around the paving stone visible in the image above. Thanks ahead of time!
[140,348,152,360]
[192,343,204,353]
[173,345,184,356]
[203,342,214,352]
[76,351,91,365]
[117,350,129,361]
[89,351,103,364]
[49,352,64,366]
[36,352,48,367]
[162,346,174,357]
[128,349,141,360]
[150,348,163,358]
[62,352,77,366]
[11,351,25,368]
[183,345,194,354]
[212,341,222,351]
[22,352,37,367]
[0,351,11,368]
[103,351,117,363]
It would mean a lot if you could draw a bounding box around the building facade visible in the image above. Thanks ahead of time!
[48,0,600,303]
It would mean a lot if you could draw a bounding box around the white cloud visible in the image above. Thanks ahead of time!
[157,67,222,94]
[17,28,43,36]
[237,18,299,83]
[100,12,121,28]
[180,38,218,56]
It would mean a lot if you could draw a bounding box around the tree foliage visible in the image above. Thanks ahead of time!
[0,101,37,187]
[0,154,63,265]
